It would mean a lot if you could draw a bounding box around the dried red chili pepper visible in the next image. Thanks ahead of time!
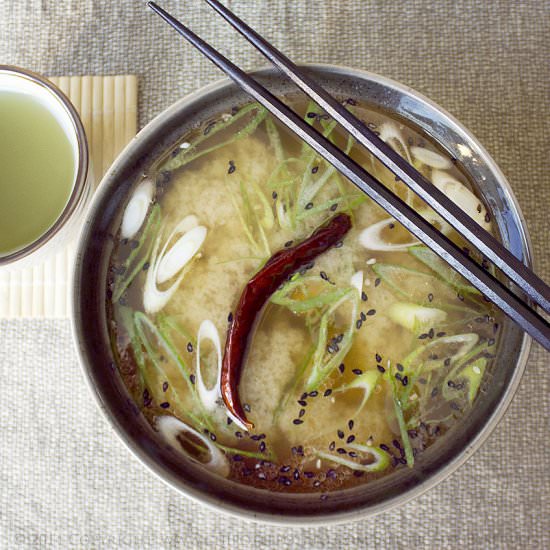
[221,213,352,430]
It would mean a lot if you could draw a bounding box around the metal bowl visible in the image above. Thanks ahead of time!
[71,65,532,525]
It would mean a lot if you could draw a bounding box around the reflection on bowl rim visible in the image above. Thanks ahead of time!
[71,64,532,526]
[0,65,90,267]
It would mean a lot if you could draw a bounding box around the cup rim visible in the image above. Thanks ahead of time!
[0,65,89,266]
[72,63,533,526]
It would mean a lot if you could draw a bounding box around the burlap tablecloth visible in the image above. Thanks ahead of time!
[1,1,548,548]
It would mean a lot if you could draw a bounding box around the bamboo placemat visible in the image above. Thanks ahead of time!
[0,75,137,318]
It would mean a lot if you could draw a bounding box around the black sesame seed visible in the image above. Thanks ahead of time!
[352,368,363,375]
[428,328,435,339]
[339,363,345,374]
[348,420,354,430]
[233,454,243,462]
[329,441,336,451]
[428,293,434,302]
[278,476,292,486]
[374,278,381,287]
[337,430,344,439]
[189,374,196,385]
[334,241,343,248]
[361,291,368,301]
[298,399,307,406]
[348,451,358,458]
[142,261,150,271]
[142,389,152,407]
[395,373,402,381]
[285,240,293,248]
[402,376,409,386]
[356,319,363,330]
[304,471,315,478]
[396,363,404,372]
[228,160,236,174]
[162,382,169,392]
[326,469,337,479]
[393,439,401,449]
[380,444,390,452]
[259,441,266,452]
[444,358,451,367]
[203,121,216,135]
[447,380,456,388]
[336,448,347,454]
[306,112,317,118]
[366,309,376,316]
[312,166,319,174]
[293,469,300,480]
[160,402,170,409]
[313,480,321,487]
[187,342,193,353]
[227,417,233,425]
[280,465,291,473]
[346,435,355,444]
[309,391,318,397]
[324,389,333,397]
[360,312,367,322]
[320,271,329,281]
[418,333,429,340]
[330,203,338,212]
[305,202,314,210]
[377,365,385,373]
[293,419,303,425]
[210,433,217,442]
[235,431,243,438]
[437,331,446,337]
[272,191,278,199]
[257,472,267,480]
[250,434,261,441]
[299,409,306,418]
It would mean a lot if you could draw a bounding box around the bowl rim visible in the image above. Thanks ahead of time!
[0,65,90,266]
[71,63,533,526]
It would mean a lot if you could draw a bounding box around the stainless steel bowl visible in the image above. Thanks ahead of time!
[71,64,532,525]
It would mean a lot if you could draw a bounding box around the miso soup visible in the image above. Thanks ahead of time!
[108,98,501,494]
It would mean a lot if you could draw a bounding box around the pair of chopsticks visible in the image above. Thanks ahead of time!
[148,1,550,351]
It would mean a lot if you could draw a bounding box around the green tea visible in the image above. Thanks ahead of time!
[0,91,75,256]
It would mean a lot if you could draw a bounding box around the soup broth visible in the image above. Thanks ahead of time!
[108,98,501,493]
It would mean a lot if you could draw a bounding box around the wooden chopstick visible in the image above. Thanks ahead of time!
[147,2,550,351]
[203,0,550,317]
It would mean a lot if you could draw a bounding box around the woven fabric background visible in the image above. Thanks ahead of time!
[1,1,548,548]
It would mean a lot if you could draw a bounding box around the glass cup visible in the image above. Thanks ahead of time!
[0,65,91,269]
